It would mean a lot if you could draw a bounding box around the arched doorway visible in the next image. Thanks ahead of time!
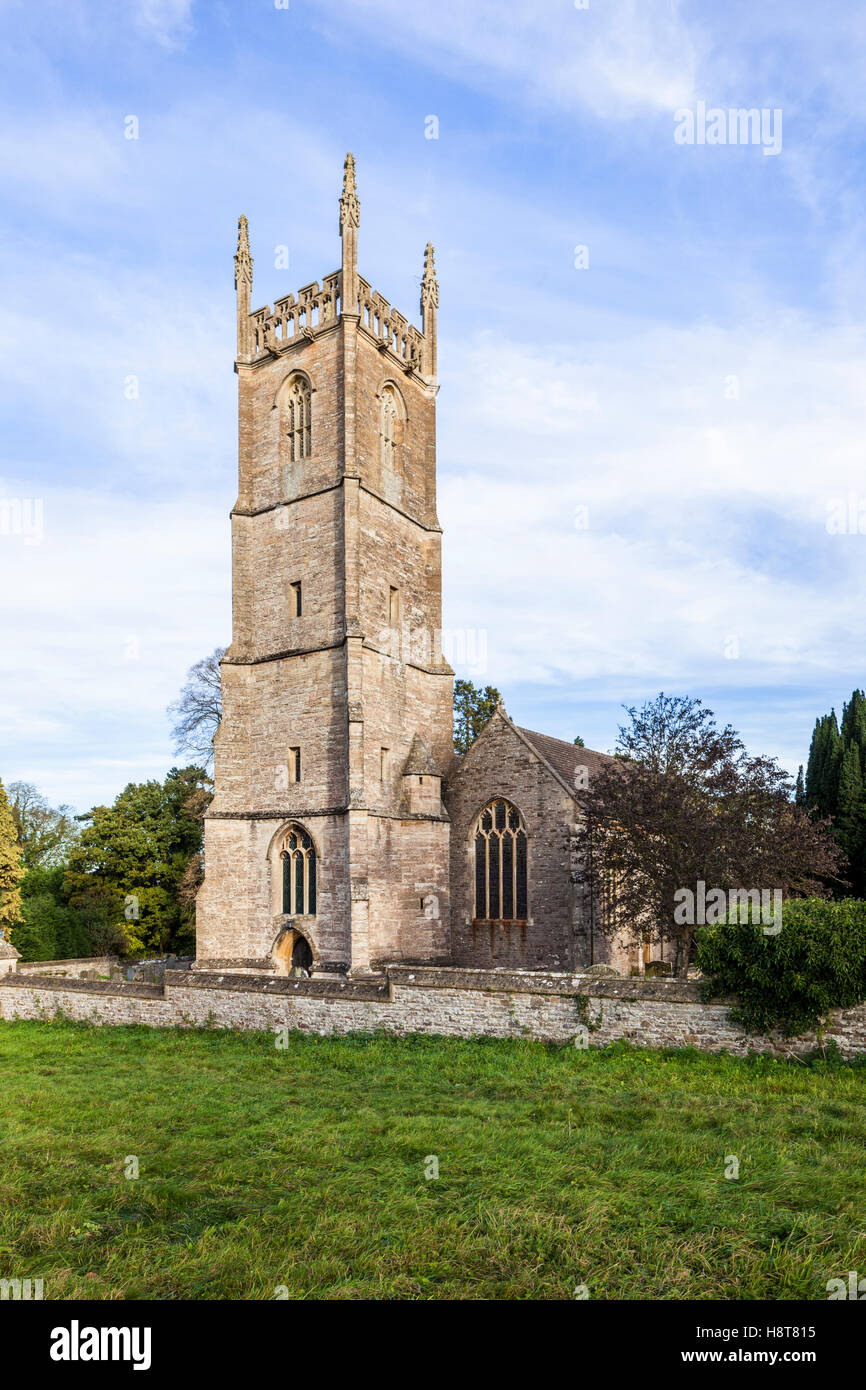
[272,927,314,977]
[291,934,313,972]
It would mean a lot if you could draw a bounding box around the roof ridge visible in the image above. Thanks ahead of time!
[516,724,608,760]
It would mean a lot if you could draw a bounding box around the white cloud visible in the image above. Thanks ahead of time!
[0,487,229,811]
[312,0,699,120]
[440,312,866,741]
[1,3,865,804]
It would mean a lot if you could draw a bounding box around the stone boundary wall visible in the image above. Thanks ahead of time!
[16,956,122,978]
[2,964,866,1058]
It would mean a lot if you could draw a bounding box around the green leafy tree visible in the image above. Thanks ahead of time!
[453,680,501,755]
[573,735,585,748]
[578,694,841,977]
[0,778,24,940]
[14,866,94,961]
[66,766,211,955]
[8,781,79,869]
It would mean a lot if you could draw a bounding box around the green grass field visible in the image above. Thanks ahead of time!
[1,1018,864,1300]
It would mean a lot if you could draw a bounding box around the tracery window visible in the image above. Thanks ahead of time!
[380,385,399,469]
[473,799,528,922]
[284,376,311,462]
[280,824,317,915]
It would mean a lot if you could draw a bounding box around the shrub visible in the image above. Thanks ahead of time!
[696,897,866,1036]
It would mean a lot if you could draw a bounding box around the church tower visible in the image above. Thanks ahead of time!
[195,156,453,976]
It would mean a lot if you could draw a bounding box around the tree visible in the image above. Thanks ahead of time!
[795,765,805,807]
[804,691,866,895]
[167,648,226,768]
[0,778,24,940]
[836,743,864,860]
[14,866,94,962]
[174,773,213,934]
[573,735,585,748]
[840,688,866,753]
[577,694,842,977]
[805,711,842,819]
[8,781,79,869]
[453,679,502,755]
[66,766,211,955]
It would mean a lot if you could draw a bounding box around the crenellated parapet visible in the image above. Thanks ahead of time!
[236,154,437,382]
[250,273,342,357]
[355,277,426,373]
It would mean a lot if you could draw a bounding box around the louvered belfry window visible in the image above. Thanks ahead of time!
[473,799,528,922]
[380,386,398,468]
[285,376,311,462]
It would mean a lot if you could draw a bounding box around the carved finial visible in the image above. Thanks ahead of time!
[421,242,438,308]
[235,215,253,360]
[234,214,253,289]
[340,154,360,316]
[340,153,360,232]
[420,242,438,378]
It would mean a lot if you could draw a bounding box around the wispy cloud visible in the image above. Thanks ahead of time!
[133,0,195,51]
[312,0,699,120]
[0,0,864,808]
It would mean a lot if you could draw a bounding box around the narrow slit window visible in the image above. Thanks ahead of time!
[289,747,301,783]
[291,581,302,617]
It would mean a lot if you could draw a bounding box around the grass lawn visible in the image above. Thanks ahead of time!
[1,1018,864,1300]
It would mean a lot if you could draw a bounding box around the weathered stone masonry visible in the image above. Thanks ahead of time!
[194,154,646,985]
[3,969,866,1060]
[196,154,452,979]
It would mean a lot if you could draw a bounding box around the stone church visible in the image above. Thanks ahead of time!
[195,156,639,979]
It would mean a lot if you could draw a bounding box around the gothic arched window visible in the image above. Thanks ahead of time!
[280,824,317,915]
[380,385,399,469]
[284,376,311,462]
[473,799,528,922]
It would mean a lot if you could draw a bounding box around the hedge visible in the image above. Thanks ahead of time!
[696,897,866,1036]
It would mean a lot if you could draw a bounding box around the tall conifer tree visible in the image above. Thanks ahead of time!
[804,693,866,895]
[0,778,24,938]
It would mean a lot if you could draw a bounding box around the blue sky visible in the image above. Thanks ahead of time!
[1,0,865,811]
